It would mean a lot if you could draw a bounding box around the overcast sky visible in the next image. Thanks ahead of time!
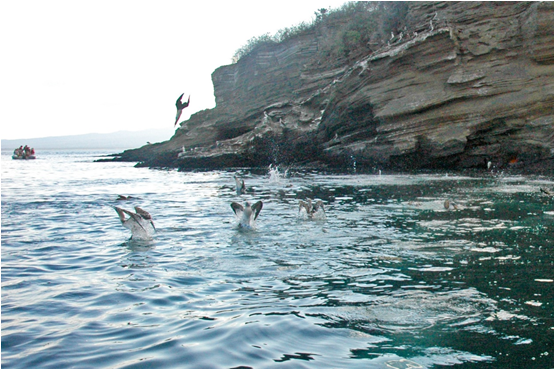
[1,1,349,140]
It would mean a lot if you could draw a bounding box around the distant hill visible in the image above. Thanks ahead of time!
[1,128,175,150]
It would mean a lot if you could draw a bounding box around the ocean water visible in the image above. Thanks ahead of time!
[2,150,553,369]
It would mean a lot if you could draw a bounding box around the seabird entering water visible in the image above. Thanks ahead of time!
[299,199,326,220]
[444,199,458,211]
[115,206,156,240]
[234,176,246,195]
[174,93,190,126]
[231,201,263,229]
[540,187,553,196]
[117,195,135,201]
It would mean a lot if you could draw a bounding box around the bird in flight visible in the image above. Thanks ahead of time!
[175,93,190,126]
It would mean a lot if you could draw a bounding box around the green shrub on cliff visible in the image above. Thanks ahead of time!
[232,1,409,62]
[232,20,315,62]
[233,33,276,62]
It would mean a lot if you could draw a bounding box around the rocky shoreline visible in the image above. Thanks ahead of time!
[99,2,554,175]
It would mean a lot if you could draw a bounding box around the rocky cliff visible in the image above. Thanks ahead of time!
[110,1,554,174]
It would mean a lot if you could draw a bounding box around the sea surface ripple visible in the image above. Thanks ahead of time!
[2,150,553,368]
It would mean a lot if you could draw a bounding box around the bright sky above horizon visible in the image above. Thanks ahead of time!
[1,0,349,140]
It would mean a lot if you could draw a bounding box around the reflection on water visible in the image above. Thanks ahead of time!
[2,151,553,368]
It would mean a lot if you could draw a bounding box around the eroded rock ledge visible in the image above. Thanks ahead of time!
[105,2,554,174]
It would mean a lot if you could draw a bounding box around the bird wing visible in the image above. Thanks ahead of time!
[135,207,156,231]
[175,94,190,110]
[251,201,263,220]
[115,207,127,223]
[231,202,244,216]
[314,200,325,212]
[115,207,148,233]
[299,200,310,213]
[126,210,146,227]
[176,93,184,107]
[135,207,152,220]
[444,199,459,210]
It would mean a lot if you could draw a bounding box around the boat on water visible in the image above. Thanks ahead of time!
[12,145,36,160]
[12,154,36,160]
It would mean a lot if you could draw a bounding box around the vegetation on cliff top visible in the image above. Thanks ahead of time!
[233,1,408,62]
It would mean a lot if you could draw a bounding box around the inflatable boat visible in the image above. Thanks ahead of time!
[12,154,36,160]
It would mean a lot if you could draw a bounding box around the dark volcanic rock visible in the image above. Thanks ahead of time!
[110,2,554,174]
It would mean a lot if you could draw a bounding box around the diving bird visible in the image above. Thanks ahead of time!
[444,199,459,211]
[234,176,246,195]
[114,206,156,240]
[231,201,263,229]
[174,93,190,126]
[117,195,135,201]
[540,187,553,196]
[299,199,326,219]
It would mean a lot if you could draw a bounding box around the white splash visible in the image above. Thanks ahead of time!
[268,164,287,183]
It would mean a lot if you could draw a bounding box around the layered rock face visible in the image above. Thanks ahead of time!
[115,2,554,173]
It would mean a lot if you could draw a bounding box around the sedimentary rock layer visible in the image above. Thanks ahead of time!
[109,2,554,173]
